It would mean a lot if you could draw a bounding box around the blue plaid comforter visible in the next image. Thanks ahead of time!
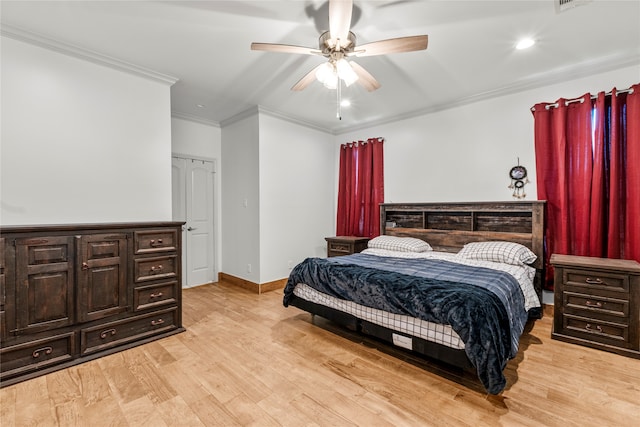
[283,253,529,394]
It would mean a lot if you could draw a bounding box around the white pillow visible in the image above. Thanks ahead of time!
[456,241,537,266]
[368,235,432,253]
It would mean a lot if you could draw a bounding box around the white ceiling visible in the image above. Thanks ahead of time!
[2,1,639,133]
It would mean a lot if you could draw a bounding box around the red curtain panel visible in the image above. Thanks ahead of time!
[624,84,640,262]
[336,138,384,238]
[533,84,640,289]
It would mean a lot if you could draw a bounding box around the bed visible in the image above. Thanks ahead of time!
[283,201,546,394]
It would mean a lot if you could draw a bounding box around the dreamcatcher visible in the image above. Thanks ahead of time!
[508,160,529,199]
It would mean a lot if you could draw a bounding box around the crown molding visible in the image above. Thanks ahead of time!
[171,111,220,128]
[334,51,640,135]
[257,106,332,134]
[1,24,178,85]
[219,106,260,128]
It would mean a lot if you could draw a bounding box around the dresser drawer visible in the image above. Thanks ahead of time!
[563,268,629,293]
[134,230,179,255]
[81,308,177,355]
[133,280,178,312]
[0,332,75,379]
[562,314,629,345]
[134,255,177,283]
[563,291,629,319]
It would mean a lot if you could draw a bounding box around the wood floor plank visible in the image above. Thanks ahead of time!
[1,280,639,426]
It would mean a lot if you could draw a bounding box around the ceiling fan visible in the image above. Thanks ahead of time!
[250,0,428,93]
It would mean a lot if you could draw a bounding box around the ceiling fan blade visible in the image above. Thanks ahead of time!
[349,61,381,92]
[329,0,353,45]
[354,35,428,57]
[291,64,324,91]
[251,42,320,55]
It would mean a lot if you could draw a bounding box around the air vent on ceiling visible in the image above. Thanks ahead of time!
[555,0,592,14]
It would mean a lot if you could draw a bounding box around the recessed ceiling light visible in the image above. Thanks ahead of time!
[516,38,535,50]
[340,99,351,107]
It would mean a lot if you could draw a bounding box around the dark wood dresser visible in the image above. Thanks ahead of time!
[325,236,370,257]
[0,222,185,387]
[551,254,640,359]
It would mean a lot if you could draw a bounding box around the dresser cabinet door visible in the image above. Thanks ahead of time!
[15,236,75,334]
[77,234,128,323]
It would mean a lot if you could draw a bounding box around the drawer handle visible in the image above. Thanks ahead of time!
[32,347,53,358]
[585,300,603,308]
[151,319,165,326]
[150,265,164,274]
[150,239,163,247]
[100,328,117,339]
[149,292,164,299]
[585,323,603,333]
[585,277,604,285]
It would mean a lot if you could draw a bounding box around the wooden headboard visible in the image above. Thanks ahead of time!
[380,201,546,316]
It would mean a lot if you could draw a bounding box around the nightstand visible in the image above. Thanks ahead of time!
[550,254,640,359]
[325,236,370,257]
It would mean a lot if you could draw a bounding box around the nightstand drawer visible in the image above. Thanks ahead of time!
[564,268,629,293]
[562,314,629,345]
[329,242,352,253]
[563,291,629,319]
[325,236,370,258]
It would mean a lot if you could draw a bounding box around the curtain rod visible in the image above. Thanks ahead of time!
[530,87,635,111]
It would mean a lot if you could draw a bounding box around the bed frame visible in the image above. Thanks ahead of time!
[288,201,546,372]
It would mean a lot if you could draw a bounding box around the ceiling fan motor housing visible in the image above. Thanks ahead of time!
[319,31,356,56]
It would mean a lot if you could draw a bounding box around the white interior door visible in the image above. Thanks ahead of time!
[172,156,215,288]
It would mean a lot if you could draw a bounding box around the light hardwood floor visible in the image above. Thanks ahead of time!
[1,281,639,426]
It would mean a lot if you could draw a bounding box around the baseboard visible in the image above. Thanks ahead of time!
[218,272,287,294]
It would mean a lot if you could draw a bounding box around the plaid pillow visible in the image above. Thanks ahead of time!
[456,241,537,266]
[368,235,432,253]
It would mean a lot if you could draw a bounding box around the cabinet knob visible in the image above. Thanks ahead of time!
[81,262,89,270]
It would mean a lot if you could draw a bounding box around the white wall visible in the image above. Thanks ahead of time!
[221,112,260,282]
[258,113,334,283]
[336,65,640,206]
[1,37,173,225]
[171,116,222,277]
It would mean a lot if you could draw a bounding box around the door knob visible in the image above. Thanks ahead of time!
[187,227,197,231]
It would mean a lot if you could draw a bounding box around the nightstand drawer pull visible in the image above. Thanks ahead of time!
[150,265,164,274]
[32,347,53,358]
[585,277,603,285]
[585,300,603,308]
[151,319,165,326]
[585,323,603,333]
[149,292,164,299]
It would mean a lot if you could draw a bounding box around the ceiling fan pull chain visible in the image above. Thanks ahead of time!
[337,79,342,120]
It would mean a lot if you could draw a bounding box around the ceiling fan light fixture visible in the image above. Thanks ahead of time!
[336,58,359,87]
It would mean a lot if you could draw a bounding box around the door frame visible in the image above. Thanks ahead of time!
[171,153,218,287]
